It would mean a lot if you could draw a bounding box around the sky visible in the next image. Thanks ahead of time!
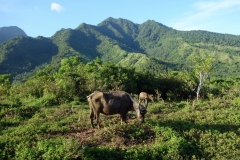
[1,0,240,37]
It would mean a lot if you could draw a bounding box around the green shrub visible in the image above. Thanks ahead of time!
[232,96,240,107]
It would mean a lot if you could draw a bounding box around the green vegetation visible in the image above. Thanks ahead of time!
[1,87,240,159]
[1,17,240,83]
[1,55,240,159]
[0,26,27,44]
[191,56,214,100]
[0,36,58,79]
[1,17,240,159]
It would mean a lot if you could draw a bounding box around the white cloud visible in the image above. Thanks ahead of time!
[194,0,240,11]
[172,0,240,32]
[51,2,64,13]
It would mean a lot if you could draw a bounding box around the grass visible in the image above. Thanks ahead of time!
[1,97,240,159]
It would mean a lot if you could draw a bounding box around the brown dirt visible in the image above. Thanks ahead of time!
[64,121,155,149]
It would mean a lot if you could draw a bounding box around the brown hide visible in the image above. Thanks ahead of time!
[139,92,154,108]
[139,92,154,102]
[87,91,147,128]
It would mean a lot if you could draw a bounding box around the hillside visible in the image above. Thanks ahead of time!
[1,17,240,80]
[0,26,27,44]
[0,36,58,77]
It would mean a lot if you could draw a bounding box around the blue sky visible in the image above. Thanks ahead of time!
[1,0,240,37]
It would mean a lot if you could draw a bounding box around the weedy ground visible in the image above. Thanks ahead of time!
[1,96,240,159]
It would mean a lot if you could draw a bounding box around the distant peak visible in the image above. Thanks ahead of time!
[97,17,136,27]
[141,20,169,28]
[0,26,27,43]
[105,17,115,21]
[75,22,95,30]
[0,26,27,35]
[103,17,132,22]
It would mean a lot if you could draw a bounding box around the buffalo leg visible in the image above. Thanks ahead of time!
[120,114,127,124]
[96,113,101,129]
[145,99,148,108]
[90,109,95,128]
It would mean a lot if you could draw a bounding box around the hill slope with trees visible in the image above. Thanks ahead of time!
[1,55,240,159]
[1,17,240,81]
[1,18,240,160]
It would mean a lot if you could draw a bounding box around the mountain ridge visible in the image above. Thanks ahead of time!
[1,17,240,81]
[0,26,27,44]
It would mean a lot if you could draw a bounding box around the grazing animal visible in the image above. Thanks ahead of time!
[139,92,154,108]
[87,91,147,128]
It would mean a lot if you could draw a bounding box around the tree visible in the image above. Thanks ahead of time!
[0,74,11,99]
[85,57,137,92]
[85,57,103,91]
[54,56,87,103]
[191,56,214,100]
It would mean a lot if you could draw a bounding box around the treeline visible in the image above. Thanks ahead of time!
[180,30,240,46]
[1,56,240,106]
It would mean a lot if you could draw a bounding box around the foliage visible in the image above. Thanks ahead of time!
[1,18,240,83]
[1,80,240,159]
[0,36,58,78]
[0,74,11,98]
[191,56,214,100]
[84,57,138,93]
[0,50,240,159]
[3,56,219,107]
[2,17,240,159]
[8,56,87,106]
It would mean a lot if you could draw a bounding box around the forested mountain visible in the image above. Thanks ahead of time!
[1,17,240,81]
[0,26,27,44]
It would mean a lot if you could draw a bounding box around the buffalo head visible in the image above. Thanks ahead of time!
[138,104,147,123]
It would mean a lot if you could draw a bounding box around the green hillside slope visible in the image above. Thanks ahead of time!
[0,36,58,76]
[1,17,240,80]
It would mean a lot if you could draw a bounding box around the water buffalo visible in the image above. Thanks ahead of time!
[87,91,147,128]
[139,92,154,108]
